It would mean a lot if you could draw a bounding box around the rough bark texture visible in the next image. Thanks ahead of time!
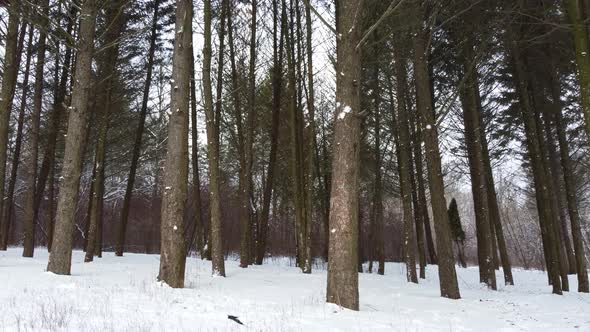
[33,3,77,232]
[553,82,589,292]
[566,0,590,141]
[456,34,496,290]
[1,21,30,251]
[23,0,50,258]
[157,0,191,288]
[189,45,204,257]
[47,0,98,275]
[0,2,21,250]
[393,45,418,283]
[414,117,437,265]
[256,0,283,265]
[116,0,161,257]
[509,37,563,294]
[85,0,126,262]
[326,0,363,311]
[204,0,226,277]
[477,95,514,285]
[413,7,460,299]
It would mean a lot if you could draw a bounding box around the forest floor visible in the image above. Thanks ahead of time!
[0,248,588,331]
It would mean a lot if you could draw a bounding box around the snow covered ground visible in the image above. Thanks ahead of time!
[0,248,588,331]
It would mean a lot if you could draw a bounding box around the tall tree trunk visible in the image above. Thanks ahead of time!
[543,113,576,275]
[534,108,570,292]
[227,1,248,267]
[33,3,77,241]
[552,71,589,292]
[370,70,384,276]
[509,37,563,294]
[477,91,514,285]
[285,0,308,272]
[203,0,226,277]
[456,34,496,290]
[86,0,127,262]
[0,21,30,250]
[303,0,315,274]
[393,45,418,283]
[413,7,460,298]
[47,163,55,252]
[0,2,21,250]
[408,102,427,278]
[157,0,192,287]
[326,0,363,311]
[256,0,283,265]
[23,0,50,257]
[189,43,203,257]
[47,0,98,275]
[566,0,590,142]
[116,0,161,257]
[245,0,258,266]
[413,113,437,265]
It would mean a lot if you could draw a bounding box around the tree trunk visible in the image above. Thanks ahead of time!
[413,113,437,265]
[33,3,77,234]
[456,34,496,290]
[509,37,563,294]
[552,72,589,292]
[303,0,315,274]
[1,20,30,251]
[23,0,50,257]
[157,0,192,287]
[478,100,514,285]
[256,0,283,265]
[408,102,427,278]
[326,0,363,311]
[116,0,161,257]
[189,43,203,257]
[393,45,418,283]
[86,0,127,262]
[203,0,226,277]
[245,0,258,267]
[47,0,98,275]
[566,0,590,142]
[0,2,21,250]
[543,113,576,275]
[413,10,460,299]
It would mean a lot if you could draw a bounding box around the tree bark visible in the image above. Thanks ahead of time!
[566,0,590,142]
[203,0,226,277]
[408,102,427,278]
[393,45,418,283]
[0,20,30,250]
[256,0,283,265]
[116,0,161,257]
[551,71,590,292]
[413,113,437,265]
[23,0,50,257]
[326,0,363,311]
[477,91,514,285]
[33,3,77,234]
[509,37,563,294]
[455,34,496,290]
[0,2,21,250]
[157,0,192,287]
[47,0,98,275]
[412,6,460,298]
[189,42,204,257]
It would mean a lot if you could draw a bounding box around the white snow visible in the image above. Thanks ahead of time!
[338,106,352,120]
[0,248,588,331]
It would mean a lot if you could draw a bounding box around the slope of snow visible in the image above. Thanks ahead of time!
[0,248,588,331]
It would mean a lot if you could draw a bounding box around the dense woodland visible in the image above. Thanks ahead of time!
[0,0,590,310]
